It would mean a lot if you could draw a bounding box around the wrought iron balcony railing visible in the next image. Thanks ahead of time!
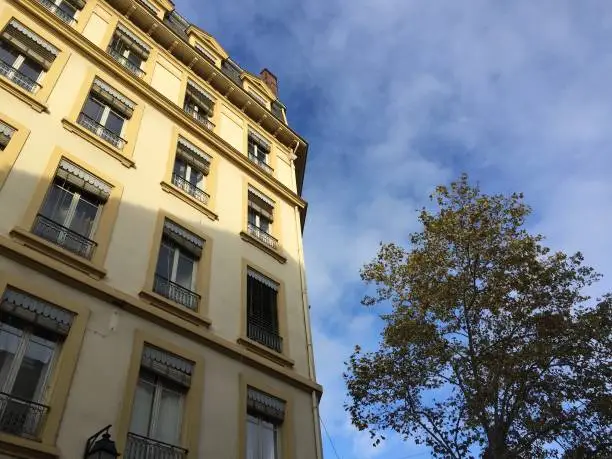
[0,392,49,440]
[247,222,279,250]
[183,105,215,131]
[248,154,274,175]
[35,0,76,24]
[124,432,188,459]
[33,214,97,259]
[0,60,41,93]
[171,173,210,205]
[107,47,145,77]
[247,320,283,353]
[153,274,200,310]
[78,113,127,150]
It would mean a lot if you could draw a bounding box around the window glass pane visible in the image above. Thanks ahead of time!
[155,386,183,445]
[18,58,43,82]
[82,97,104,122]
[10,333,56,401]
[248,209,257,226]
[127,51,142,68]
[0,41,19,67]
[259,217,270,233]
[246,416,259,459]
[175,252,195,289]
[130,376,155,437]
[0,322,23,391]
[104,111,124,136]
[57,1,77,18]
[41,183,74,226]
[155,242,173,279]
[173,158,187,178]
[189,168,204,187]
[69,194,100,237]
[261,421,278,459]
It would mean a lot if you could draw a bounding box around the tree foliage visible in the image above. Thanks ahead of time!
[344,175,612,458]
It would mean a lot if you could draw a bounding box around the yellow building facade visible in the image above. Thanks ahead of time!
[0,0,322,458]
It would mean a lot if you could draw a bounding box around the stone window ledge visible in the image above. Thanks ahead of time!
[139,289,211,328]
[238,335,294,368]
[160,181,218,222]
[239,231,287,264]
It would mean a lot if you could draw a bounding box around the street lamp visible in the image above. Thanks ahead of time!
[83,425,120,459]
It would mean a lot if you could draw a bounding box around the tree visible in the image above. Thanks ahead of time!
[344,175,612,459]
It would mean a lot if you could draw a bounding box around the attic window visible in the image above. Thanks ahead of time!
[195,44,216,65]
[248,89,268,107]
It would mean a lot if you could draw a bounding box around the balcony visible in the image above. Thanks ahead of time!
[77,113,127,150]
[0,60,41,93]
[32,214,97,259]
[248,154,274,175]
[107,47,145,78]
[124,432,188,459]
[35,0,76,24]
[153,274,200,310]
[0,392,49,440]
[247,320,283,353]
[247,223,278,251]
[172,173,210,205]
[183,105,214,131]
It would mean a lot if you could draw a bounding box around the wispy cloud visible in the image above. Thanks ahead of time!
[177,0,612,457]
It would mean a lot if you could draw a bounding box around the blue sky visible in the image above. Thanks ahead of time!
[175,1,612,458]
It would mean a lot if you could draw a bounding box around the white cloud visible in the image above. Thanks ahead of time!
[176,1,612,457]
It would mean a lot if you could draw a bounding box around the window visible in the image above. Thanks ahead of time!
[78,78,135,150]
[248,89,269,108]
[246,387,285,459]
[35,0,84,25]
[184,81,215,131]
[246,268,282,353]
[0,19,59,93]
[154,219,204,310]
[0,120,15,151]
[194,44,216,65]
[125,345,192,459]
[0,288,74,440]
[247,187,278,250]
[107,24,150,77]
[248,131,273,174]
[172,137,212,205]
[32,158,111,260]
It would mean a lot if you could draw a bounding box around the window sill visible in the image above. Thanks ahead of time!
[239,231,287,264]
[10,227,107,279]
[139,289,211,328]
[238,336,295,368]
[161,181,218,222]
[0,77,47,113]
[61,118,135,168]
[0,432,60,459]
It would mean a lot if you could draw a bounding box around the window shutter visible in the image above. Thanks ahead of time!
[1,288,74,335]
[247,387,286,423]
[1,19,59,69]
[114,24,151,59]
[141,345,194,387]
[0,120,15,149]
[163,219,204,258]
[247,268,279,291]
[186,81,215,112]
[90,78,135,118]
[177,137,212,175]
[56,158,112,200]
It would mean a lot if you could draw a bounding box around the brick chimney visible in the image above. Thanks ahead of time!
[260,68,278,96]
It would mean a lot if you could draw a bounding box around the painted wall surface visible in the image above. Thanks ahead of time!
[0,0,318,456]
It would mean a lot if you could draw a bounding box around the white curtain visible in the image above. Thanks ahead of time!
[156,387,183,445]
[130,378,155,436]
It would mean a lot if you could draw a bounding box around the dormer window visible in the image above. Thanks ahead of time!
[194,44,217,66]
[248,89,269,108]
[107,24,150,78]
[183,81,215,131]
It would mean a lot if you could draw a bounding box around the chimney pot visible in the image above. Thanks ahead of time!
[260,68,278,96]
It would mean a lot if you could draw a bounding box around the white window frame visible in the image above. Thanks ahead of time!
[0,40,46,84]
[184,94,212,119]
[86,96,127,138]
[159,240,198,291]
[134,372,185,443]
[45,179,103,238]
[0,320,60,403]
[247,414,281,459]
[248,140,269,165]
[174,157,205,190]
